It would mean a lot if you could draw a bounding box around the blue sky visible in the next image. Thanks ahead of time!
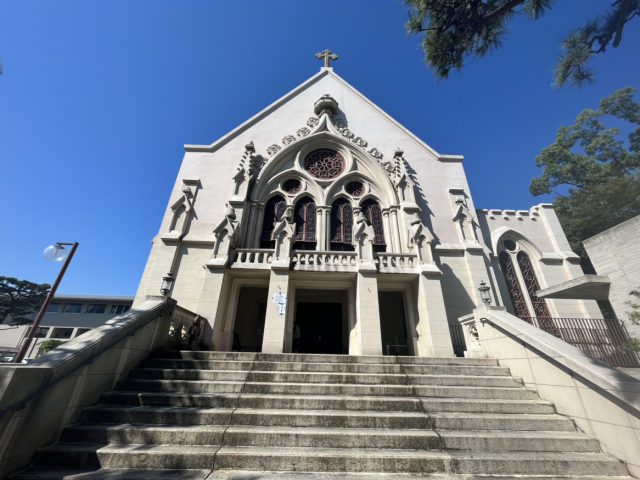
[0,1,638,296]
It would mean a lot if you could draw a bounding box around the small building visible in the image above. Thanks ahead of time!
[0,294,133,362]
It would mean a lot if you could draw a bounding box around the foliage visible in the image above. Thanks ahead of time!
[623,289,640,353]
[0,277,50,326]
[36,339,65,358]
[530,87,640,262]
[404,0,639,86]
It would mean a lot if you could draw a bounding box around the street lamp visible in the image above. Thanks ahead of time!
[160,272,175,296]
[478,280,492,305]
[14,242,79,363]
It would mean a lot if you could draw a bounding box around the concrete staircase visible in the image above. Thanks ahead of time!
[11,350,633,479]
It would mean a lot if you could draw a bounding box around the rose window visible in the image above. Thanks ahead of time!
[282,179,301,194]
[303,149,345,180]
[345,181,364,197]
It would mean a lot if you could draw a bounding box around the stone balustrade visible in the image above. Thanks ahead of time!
[292,250,358,272]
[232,248,274,269]
[375,252,418,273]
[230,248,421,274]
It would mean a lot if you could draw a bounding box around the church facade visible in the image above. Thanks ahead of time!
[134,63,601,357]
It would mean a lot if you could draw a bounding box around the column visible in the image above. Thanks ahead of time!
[350,269,383,355]
[390,207,402,253]
[316,206,330,251]
[382,209,393,252]
[261,267,291,353]
[196,266,230,350]
[415,269,455,357]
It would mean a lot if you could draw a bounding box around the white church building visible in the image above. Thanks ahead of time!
[133,59,601,358]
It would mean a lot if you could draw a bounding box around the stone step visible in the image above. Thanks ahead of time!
[141,358,512,376]
[11,470,635,480]
[60,424,600,452]
[116,379,536,399]
[81,406,432,429]
[129,368,522,387]
[152,350,499,366]
[213,447,629,475]
[430,412,575,431]
[32,443,626,474]
[100,391,555,413]
[9,467,213,480]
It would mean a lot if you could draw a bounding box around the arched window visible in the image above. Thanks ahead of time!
[260,195,286,248]
[361,199,386,252]
[498,240,553,328]
[294,197,316,250]
[517,251,551,318]
[330,198,354,251]
[499,251,530,321]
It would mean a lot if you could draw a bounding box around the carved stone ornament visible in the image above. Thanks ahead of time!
[267,144,282,157]
[313,94,339,116]
[467,322,480,346]
[306,117,319,128]
[353,137,368,148]
[368,148,383,160]
[296,127,310,138]
[282,135,296,145]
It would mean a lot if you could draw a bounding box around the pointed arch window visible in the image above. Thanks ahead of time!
[330,198,354,251]
[498,240,553,328]
[260,195,286,248]
[361,199,386,252]
[294,197,316,250]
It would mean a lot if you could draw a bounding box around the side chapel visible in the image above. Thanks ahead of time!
[134,52,601,357]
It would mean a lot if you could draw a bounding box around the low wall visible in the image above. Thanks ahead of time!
[0,297,177,478]
[460,306,640,477]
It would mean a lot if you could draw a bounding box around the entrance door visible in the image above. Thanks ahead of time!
[294,302,344,354]
[379,291,410,355]
[232,287,268,352]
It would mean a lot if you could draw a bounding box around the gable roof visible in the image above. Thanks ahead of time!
[185,67,463,162]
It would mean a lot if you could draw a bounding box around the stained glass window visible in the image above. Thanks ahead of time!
[294,197,316,250]
[330,198,354,251]
[260,195,286,248]
[361,199,386,252]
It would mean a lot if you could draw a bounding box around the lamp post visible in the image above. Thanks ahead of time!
[478,280,492,306]
[160,272,175,297]
[14,242,79,363]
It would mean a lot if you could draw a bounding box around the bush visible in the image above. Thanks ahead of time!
[36,339,65,357]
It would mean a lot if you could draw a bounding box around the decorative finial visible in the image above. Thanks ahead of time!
[315,49,339,68]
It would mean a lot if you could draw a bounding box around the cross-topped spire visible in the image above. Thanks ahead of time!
[315,49,339,68]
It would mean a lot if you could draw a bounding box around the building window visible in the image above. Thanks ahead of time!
[47,303,61,313]
[34,327,49,338]
[260,195,287,248]
[75,328,91,337]
[86,304,106,314]
[294,197,316,250]
[50,327,73,339]
[110,304,130,315]
[361,199,386,252]
[330,198,354,251]
[63,303,83,314]
[499,240,551,322]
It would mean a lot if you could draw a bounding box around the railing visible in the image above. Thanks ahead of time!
[232,248,274,268]
[167,304,204,349]
[375,253,417,272]
[292,250,357,271]
[520,316,640,367]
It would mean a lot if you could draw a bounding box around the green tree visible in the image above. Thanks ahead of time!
[36,339,65,358]
[0,277,50,325]
[405,0,640,86]
[530,87,640,263]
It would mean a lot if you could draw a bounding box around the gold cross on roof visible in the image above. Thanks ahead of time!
[315,49,339,68]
